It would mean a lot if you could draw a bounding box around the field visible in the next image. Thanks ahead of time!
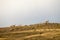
[0,22,60,40]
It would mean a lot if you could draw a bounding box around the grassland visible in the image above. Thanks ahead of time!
[0,22,60,40]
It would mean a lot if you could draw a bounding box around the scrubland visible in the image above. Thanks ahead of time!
[0,22,60,40]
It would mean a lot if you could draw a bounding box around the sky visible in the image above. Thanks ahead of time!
[0,0,60,27]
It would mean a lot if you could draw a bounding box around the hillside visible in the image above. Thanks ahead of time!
[0,22,60,40]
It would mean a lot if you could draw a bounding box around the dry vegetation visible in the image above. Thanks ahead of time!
[0,21,60,40]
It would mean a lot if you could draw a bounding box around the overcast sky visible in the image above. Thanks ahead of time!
[0,0,60,27]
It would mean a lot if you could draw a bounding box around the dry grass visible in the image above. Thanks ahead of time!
[0,22,60,40]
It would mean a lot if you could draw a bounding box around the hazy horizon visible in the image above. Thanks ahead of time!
[0,0,60,27]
